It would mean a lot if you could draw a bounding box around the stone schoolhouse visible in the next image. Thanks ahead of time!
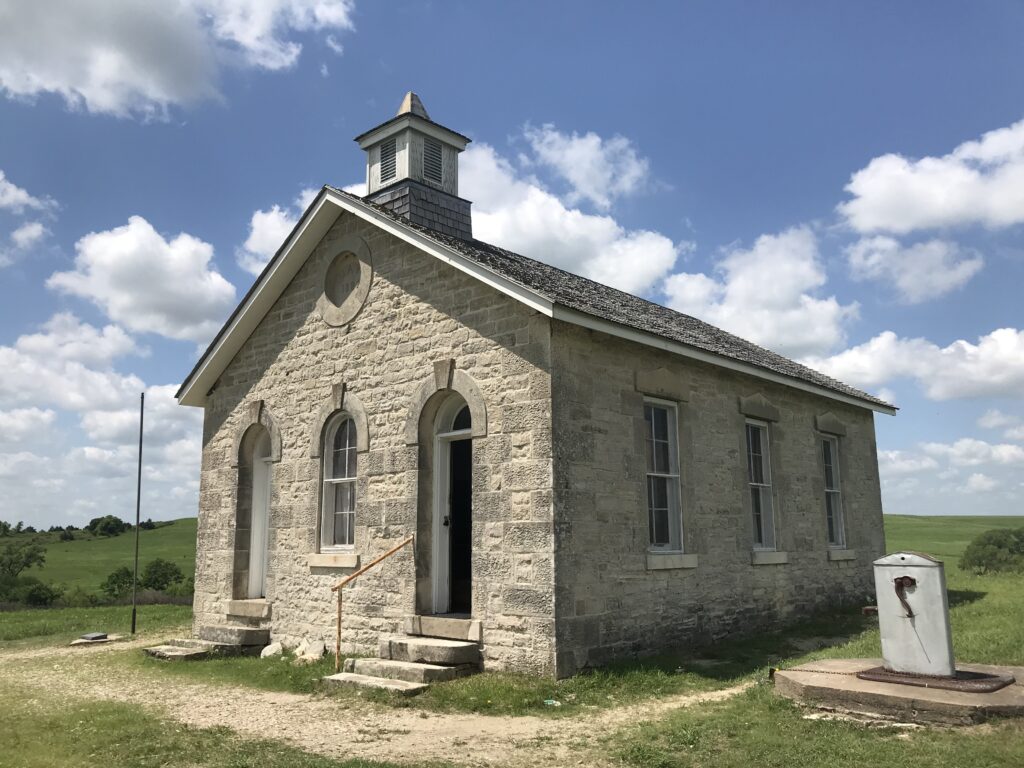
[177,93,893,679]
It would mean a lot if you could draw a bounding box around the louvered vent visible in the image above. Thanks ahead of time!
[423,138,443,185]
[380,138,397,182]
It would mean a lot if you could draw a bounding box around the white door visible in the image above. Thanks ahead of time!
[432,436,451,614]
[248,433,272,599]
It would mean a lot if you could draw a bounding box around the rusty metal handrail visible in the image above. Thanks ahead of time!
[331,535,414,673]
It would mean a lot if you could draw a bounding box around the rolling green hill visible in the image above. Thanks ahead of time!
[30,518,197,595]
[884,514,1023,561]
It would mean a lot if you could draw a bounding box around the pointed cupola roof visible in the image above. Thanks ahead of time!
[397,91,430,120]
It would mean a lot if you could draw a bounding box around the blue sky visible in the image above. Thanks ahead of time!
[2,1,1023,527]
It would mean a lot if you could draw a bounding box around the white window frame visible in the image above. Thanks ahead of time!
[821,435,845,548]
[745,420,777,551]
[321,414,357,552]
[644,398,683,553]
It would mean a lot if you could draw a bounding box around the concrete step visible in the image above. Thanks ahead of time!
[344,657,477,683]
[322,672,429,696]
[380,636,480,666]
[405,615,482,642]
[144,644,217,661]
[196,624,269,647]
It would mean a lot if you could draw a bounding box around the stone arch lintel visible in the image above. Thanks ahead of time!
[231,399,283,467]
[404,363,488,445]
[310,383,370,457]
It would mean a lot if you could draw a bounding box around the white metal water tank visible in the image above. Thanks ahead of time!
[873,551,955,678]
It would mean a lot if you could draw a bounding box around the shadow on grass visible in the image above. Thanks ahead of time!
[947,588,987,608]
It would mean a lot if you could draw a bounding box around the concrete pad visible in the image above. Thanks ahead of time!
[70,633,127,647]
[144,644,216,661]
[323,672,428,696]
[774,658,1024,725]
[196,625,269,647]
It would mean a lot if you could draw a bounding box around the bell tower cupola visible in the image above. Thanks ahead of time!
[354,92,473,240]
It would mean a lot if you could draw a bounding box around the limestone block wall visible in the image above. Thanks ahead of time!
[192,211,556,674]
[549,322,886,676]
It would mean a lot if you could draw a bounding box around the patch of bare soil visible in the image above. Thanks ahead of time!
[0,642,749,767]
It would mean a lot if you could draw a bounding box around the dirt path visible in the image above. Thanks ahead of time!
[0,641,750,767]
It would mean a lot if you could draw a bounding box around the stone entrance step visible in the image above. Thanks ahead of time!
[196,624,269,647]
[144,639,241,661]
[323,672,429,696]
[379,635,480,666]
[344,657,477,684]
[405,615,482,642]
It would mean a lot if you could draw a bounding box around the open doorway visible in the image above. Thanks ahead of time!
[432,399,473,615]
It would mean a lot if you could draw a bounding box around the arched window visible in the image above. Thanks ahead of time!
[322,415,357,549]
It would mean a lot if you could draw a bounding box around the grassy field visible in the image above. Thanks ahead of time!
[27,517,197,595]
[0,603,192,645]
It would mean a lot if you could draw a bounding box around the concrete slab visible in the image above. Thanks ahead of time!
[144,644,216,661]
[322,672,428,696]
[346,657,477,683]
[70,634,127,647]
[774,658,1024,725]
[196,625,269,647]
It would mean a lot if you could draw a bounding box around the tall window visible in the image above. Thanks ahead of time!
[322,416,357,549]
[746,421,776,550]
[644,401,681,551]
[822,436,845,547]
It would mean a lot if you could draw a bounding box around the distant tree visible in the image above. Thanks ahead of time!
[140,559,184,591]
[0,521,10,537]
[962,528,1024,575]
[23,525,36,534]
[59,529,75,542]
[65,524,78,532]
[101,566,135,599]
[48,525,63,533]
[13,521,23,534]
[86,515,129,537]
[139,518,157,531]
[0,540,45,578]
[17,578,63,607]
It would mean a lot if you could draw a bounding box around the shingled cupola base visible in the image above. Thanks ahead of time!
[356,92,473,240]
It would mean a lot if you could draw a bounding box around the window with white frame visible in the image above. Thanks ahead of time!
[821,435,845,547]
[644,400,682,552]
[745,421,776,550]
[321,415,357,549]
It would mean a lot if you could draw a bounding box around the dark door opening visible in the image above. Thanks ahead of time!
[448,438,472,615]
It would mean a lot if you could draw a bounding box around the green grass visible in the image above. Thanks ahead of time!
[27,517,197,595]
[0,603,191,645]
[0,677,438,768]
[612,681,1024,768]
[884,513,1024,562]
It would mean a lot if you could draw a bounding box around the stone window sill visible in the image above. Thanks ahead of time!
[308,553,360,569]
[646,553,699,570]
[827,549,857,562]
[751,550,789,565]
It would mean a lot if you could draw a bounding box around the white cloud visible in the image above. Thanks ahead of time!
[838,118,1024,234]
[80,384,200,447]
[1005,425,1024,442]
[922,438,1024,467]
[0,408,56,444]
[845,236,983,303]
[237,187,318,275]
[320,63,329,78]
[325,34,344,55]
[14,313,140,367]
[806,328,1024,400]
[10,221,48,249]
[462,143,686,295]
[663,227,857,358]
[0,451,47,479]
[0,170,52,213]
[878,450,939,476]
[522,124,650,210]
[978,409,1017,430]
[962,473,998,493]
[0,0,355,119]
[48,216,236,343]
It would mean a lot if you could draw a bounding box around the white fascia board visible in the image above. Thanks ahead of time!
[177,192,552,407]
[356,116,469,151]
[552,306,896,416]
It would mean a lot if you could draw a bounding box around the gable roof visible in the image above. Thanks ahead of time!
[177,187,895,414]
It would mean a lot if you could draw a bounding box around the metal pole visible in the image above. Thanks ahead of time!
[130,392,144,635]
